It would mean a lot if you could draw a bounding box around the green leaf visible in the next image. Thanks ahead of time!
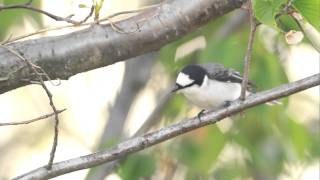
[276,14,300,32]
[293,0,320,31]
[253,0,287,27]
[78,4,89,8]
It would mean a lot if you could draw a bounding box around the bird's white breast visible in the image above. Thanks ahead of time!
[180,76,242,109]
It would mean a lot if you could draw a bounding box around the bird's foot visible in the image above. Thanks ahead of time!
[197,109,206,121]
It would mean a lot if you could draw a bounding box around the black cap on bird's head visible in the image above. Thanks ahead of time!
[171,64,206,93]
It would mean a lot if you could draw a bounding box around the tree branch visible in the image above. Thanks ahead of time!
[240,0,256,100]
[14,73,320,180]
[0,109,65,126]
[0,0,246,94]
[0,1,94,25]
[0,45,63,170]
[3,5,159,44]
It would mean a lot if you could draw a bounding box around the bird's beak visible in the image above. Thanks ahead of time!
[170,84,180,93]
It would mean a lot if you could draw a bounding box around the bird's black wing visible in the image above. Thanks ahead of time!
[197,63,257,92]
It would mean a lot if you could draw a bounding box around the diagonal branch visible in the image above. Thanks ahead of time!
[0,109,66,126]
[3,5,159,44]
[14,73,320,180]
[0,1,94,25]
[0,0,246,94]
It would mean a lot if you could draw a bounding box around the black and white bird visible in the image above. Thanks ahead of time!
[171,63,256,111]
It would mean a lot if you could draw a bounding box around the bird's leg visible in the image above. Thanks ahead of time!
[222,100,245,117]
[197,109,206,121]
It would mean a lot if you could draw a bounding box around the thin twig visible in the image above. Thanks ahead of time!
[0,1,94,25]
[78,5,95,24]
[3,4,159,45]
[0,109,66,126]
[13,73,320,180]
[0,45,62,170]
[240,0,257,100]
[39,77,60,170]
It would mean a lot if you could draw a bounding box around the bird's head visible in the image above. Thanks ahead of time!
[171,64,206,93]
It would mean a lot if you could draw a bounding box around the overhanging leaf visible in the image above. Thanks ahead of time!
[293,0,320,31]
[253,0,288,27]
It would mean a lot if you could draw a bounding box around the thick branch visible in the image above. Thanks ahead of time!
[0,0,245,94]
[14,74,320,180]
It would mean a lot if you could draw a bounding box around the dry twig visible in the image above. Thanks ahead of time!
[240,0,257,100]
[0,1,94,25]
[0,109,66,126]
[0,45,62,170]
[3,4,159,45]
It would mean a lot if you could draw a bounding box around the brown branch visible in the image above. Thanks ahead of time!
[40,76,60,170]
[0,0,246,94]
[240,0,257,100]
[78,5,95,24]
[0,1,94,25]
[0,109,66,126]
[13,73,320,180]
[0,45,62,170]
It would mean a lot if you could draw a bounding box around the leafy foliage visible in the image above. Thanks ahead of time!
[253,0,287,28]
[0,0,42,40]
[293,0,320,31]
[253,0,320,33]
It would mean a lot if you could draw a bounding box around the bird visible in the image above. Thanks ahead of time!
[171,63,259,118]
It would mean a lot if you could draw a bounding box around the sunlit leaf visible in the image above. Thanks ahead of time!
[276,14,300,32]
[293,0,320,31]
[253,0,287,27]
[78,4,89,8]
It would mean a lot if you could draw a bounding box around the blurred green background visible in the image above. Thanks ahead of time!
[0,0,319,180]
